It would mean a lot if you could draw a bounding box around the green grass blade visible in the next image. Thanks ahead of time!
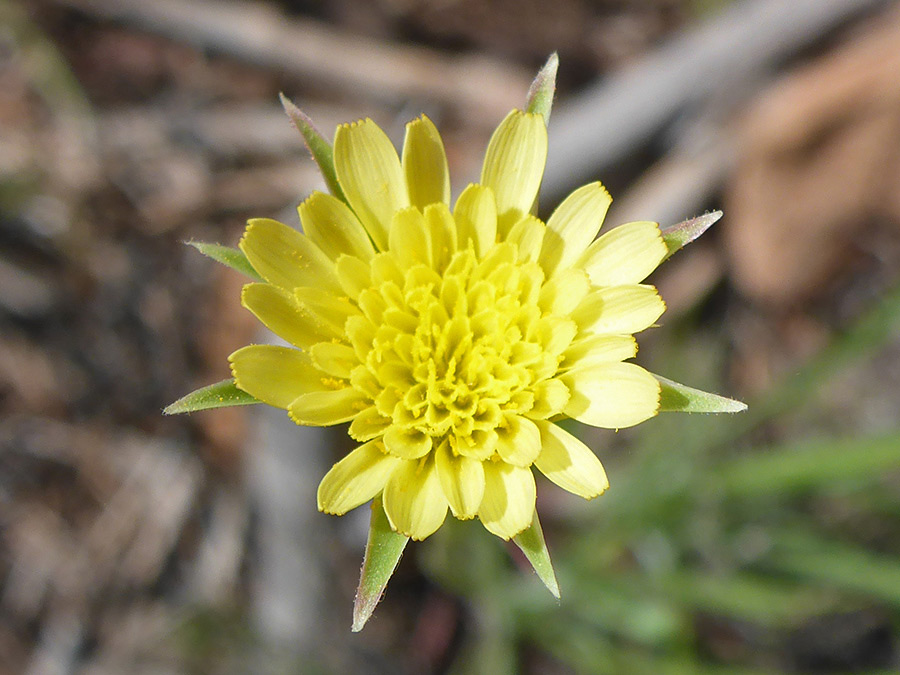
[560,577,685,647]
[680,281,900,452]
[656,570,834,626]
[718,431,900,498]
[768,531,900,607]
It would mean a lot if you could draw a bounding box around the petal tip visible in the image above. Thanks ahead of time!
[582,483,610,501]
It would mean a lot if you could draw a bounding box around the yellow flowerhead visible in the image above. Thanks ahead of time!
[229,109,673,542]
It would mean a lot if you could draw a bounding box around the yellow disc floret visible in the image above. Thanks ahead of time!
[342,218,578,469]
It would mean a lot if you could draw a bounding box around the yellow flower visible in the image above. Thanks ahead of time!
[228,109,673,541]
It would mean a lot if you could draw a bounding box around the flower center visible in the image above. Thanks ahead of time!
[345,239,576,461]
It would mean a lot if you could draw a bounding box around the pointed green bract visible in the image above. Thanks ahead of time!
[769,529,900,607]
[526,52,559,126]
[187,241,263,281]
[512,510,560,599]
[524,52,557,216]
[656,375,747,414]
[164,378,260,415]
[660,211,722,260]
[280,93,346,203]
[352,496,409,632]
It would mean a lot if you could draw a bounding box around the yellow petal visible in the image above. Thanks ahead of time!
[561,362,660,428]
[455,429,498,461]
[423,203,458,271]
[289,387,369,426]
[298,191,376,261]
[294,287,361,337]
[517,261,546,307]
[539,268,590,316]
[345,314,375,361]
[435,440,485,519]
[383,455,448,540]
[388,206,428,268]
[539,182,612,277]
[528,378,570,419]
[574,285,666,335]
[229,345,326,409]
[334,118,409,250]
[241,283,329,349]
[335,254,371,301]
[350,365,382,400]
[534,421,609,499]
[348,406,393,441]
[496,414,541,467]
[454,183,497,258]
[309,342,358,378]
[534,316,578,357]
[402,114,450,209]
[317,440,400,515]
[578,220,667,286]
[506,214,545,263]
[471,241,516,284]
[383,426,433,460]
[239,218,339,292]
[478,461,536,540]
[480,110,548,235]
[560,335,637,372]
[371,251,405,286]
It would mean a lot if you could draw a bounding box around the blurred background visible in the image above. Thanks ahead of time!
[3,0,900,673]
